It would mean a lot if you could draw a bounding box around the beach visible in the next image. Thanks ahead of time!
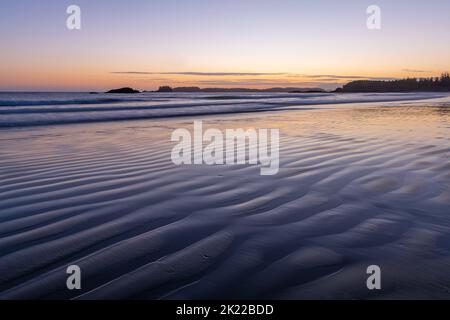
[1,93,450,299]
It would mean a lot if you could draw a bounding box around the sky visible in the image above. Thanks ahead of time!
[0,0,449,91]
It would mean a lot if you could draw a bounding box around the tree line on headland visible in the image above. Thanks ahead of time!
[337,73,450,93]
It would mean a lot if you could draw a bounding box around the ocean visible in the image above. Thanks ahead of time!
[0,91,446,127]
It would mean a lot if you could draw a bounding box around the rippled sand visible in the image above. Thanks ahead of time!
[1,99,450,299]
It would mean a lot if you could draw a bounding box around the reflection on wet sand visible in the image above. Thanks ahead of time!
[0,100,450,299]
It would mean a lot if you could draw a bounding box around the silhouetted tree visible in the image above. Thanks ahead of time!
[157,86,173,92]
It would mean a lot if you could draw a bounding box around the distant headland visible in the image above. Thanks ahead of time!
[336,73,450,93]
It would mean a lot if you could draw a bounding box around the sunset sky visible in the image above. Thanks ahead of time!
[1,0,449,91]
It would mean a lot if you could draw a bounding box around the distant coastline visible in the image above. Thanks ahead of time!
[103,73,450,94]
[151,86,327,93]
[102,86,326,94]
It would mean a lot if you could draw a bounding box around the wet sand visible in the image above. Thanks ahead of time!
[1,98,450,299]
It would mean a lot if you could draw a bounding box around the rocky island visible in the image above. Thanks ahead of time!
[106,87,140,94]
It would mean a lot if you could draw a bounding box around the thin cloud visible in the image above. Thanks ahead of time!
[402,69,432,73]
[112,71,398,82]
[293,74,398,81]
[111,71,287,76]
[192,79,340,88]
[299,74,364,79]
